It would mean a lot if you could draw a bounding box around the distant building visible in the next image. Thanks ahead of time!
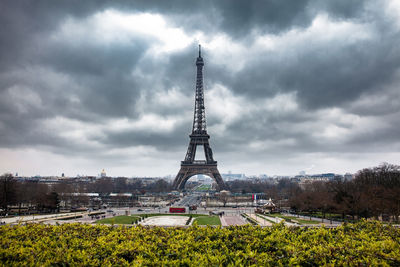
[100,169,106,178]
[261,198,276,213]
[308,173,335,180]
[221,173,246,181]
[344,173,354,181]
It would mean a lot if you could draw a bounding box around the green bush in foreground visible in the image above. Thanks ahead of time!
[0,221,399,266]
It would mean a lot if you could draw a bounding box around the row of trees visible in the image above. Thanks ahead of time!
[2,163,399,220]
[226,177,302,203]
[290,163,400,221]
[82,178,171,194]
[0,174,59,214]
[224,163,400,221]
[0,175,172,215]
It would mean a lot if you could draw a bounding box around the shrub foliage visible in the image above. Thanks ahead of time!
[0,221,399,266]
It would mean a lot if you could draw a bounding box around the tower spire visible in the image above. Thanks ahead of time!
[198,44,201,57]
[193,44,205,134]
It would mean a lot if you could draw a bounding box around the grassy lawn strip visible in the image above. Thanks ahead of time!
[143,213,207,218]
[298,212,354,222]
[299,212,343,220]
[194,215,221,225]
[196,185,211,191]
[294,218,322,225]
[266,213,285,218]
[96,215,140,224]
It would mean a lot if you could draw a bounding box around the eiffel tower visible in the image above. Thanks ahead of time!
[172,45,226,191]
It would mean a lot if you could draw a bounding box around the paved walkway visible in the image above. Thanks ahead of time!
[260,214,298,226]
[1,210,118,225]
[221,215,247,226]
[1,212,89,224]
[140,216,189,226]
[247,213,273,226]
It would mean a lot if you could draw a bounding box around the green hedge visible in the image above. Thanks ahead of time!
[1,221,399,266]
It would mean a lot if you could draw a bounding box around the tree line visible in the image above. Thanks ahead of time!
[1,163,399,221]
[289,163,400,221]
[226,163,400,221]
[0,176,171,215]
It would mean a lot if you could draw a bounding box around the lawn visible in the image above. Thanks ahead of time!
[196,184,212,191]
[143,213,207,218]
[293,218,321,225]
[266,213,286,218]
[96,215,140,225]
[298,211,343,220]
[194,215,221,225]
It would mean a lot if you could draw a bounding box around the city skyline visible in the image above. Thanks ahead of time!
[1,1,400,177]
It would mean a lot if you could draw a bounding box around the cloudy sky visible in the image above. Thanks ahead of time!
[1,1,400,177]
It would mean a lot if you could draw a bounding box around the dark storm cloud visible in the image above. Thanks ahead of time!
[0,0,399,174]
[40,42,149,118]
[129,0,368,38]
[198,0,400,111]
[42,40,148,77]
[0,1,102,72]
[216,35,400,109]
[0,0,369,63]
[99,125,189,151]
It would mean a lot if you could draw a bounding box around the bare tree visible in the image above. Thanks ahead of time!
[219,191,229,207]
[0,173,18,213]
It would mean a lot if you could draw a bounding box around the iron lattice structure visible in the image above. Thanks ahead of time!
[173,46,226,190]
